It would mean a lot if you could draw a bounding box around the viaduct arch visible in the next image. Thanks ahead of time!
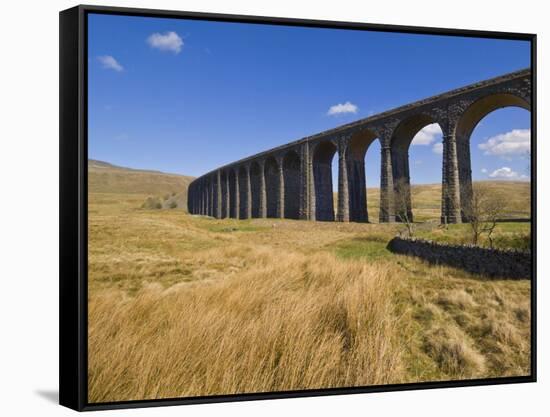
[187,69,531,224]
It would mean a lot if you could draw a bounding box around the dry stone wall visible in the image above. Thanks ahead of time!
[387,237,530,279]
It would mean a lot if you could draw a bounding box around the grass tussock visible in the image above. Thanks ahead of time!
[393,260,531,382]
[423,325,486,378]
[89,252,402,402]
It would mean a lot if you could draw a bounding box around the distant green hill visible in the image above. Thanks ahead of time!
[365,181,531,222]
[328,181,530,222]
[88,159,195,209]
[88,159,530,220]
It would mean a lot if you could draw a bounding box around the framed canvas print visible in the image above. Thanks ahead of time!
[59,4,536,411]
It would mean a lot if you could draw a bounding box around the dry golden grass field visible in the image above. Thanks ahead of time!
[87,161,532,403]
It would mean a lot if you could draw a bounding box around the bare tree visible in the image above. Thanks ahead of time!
[394,178,415,238]
[462,184,505,247]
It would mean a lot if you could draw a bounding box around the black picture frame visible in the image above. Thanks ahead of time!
[59,4,537,411]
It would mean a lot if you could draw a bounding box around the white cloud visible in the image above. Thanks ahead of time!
[481,168,488,174]
[432,142,443,155]
[488,166,529,180]
[478,129,530,157]
[327,101,358,116]
[411,123,442,146]
[97,55,123,72]
[147,31,183,54]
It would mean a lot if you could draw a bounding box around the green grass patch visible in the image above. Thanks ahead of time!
[333,237,394,261]
[202,219,268,233]
[414,221,531,250]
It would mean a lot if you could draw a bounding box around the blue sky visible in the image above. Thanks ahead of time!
[88,13,531,186]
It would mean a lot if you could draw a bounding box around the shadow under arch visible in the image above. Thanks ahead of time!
[390,113,442,223]
[228,169,238,218]
[220,170,229,218]
[238,166,249,219]
[264,157,280,218]
[348,129,380,222]
[250,162,262,218]
[283,150,301,219]
[455,93,531,221]
[205,178,211,216]
[312,141,337,221]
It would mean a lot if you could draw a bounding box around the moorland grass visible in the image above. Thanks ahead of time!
[88,189,531,402]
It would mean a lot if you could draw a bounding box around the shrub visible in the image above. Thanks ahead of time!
[141,196,163,210]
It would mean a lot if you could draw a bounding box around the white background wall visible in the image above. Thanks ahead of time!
[0,0,547,415]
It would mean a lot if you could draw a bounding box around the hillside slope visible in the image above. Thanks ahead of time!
[89,160,194,195]
[89,159,529,219]
[88,159,195,210]
[366,181,530,222]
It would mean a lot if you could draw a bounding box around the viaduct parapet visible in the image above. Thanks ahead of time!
[187,68,531,223]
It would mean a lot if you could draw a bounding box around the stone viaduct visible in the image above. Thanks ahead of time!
[187,68,531,224]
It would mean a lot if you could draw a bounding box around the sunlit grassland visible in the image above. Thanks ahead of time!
[335,181,530,225]
[88,188,531,403]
